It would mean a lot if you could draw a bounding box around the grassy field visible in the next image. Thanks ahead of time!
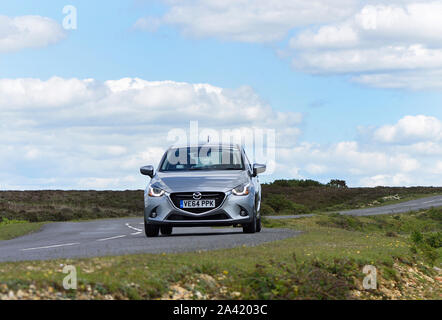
[1,181,442,223]
[0,207,440,300]
[0,190,142,222]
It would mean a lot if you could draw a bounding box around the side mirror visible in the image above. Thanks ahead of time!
[140,165,154,178]
[252,163,266,177]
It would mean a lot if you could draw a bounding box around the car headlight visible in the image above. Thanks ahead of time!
[232,183,250,196]
[148,186,166,197]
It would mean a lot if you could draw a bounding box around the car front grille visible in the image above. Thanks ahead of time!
[167,213,229,221]
[169,192,225,213]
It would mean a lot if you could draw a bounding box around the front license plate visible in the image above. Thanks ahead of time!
[180,199,216,209]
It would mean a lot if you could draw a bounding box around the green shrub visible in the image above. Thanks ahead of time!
[291,203,309,214]
[409,230,440,266]
[425,232,441,249]
[411,230,424,244]
[327,179,348,188]
[260,203,276,216]
[420,208,442,222]
[420,244,439,266]
[268,179,323,188]
[263,194,293,212]
[262,194,309,215]
[239,257,356,299]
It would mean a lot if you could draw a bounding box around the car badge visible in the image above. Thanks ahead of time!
[193,192,202,200]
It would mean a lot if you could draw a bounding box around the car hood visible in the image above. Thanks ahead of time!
[151,170,250,193]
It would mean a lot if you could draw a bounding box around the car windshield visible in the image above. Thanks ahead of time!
[160,146,245,171]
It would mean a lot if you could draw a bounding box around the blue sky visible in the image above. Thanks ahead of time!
[1,0,442,189]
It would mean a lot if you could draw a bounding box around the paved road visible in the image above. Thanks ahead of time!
[339,195,442,216]
[0,218,300,262]
[266,195,442,219]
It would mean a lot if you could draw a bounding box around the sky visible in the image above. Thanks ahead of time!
[1,0,442,190]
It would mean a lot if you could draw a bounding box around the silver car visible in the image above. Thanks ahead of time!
[140,144,266,237]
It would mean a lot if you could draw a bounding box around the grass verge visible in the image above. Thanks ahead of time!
[0,219,46,241]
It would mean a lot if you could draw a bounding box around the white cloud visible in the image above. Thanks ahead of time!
[399,142,442,156]
[289,2,442,89]
[292,45,442,74]
[373,115,442,143]
[0,77,302,128]
[135,0,357,43]
[305,164,327,175]
[279,140,421,178]
[275,114,442,186]
[76,176,138,190]
[0,15,66,52]
[293,2,442,49]
[433,161,442,174]
[274,128,442,186]
[360,173,412,187]
[134,1,442,89]
[353,69,442,90]
[0,77,301,190]
[1,77,440,189]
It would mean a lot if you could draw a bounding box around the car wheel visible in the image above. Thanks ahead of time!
[243,214,257,234]
[160,226,173,236]
[144,221,160,237]
[256,217,262,233]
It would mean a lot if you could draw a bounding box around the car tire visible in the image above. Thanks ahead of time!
[145,221,160,237]
[243,214,257,234]
[256,217,262,233]
[160,226,173,236]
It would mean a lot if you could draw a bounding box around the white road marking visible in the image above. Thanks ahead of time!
[125,223,142,232]
[423,200,439,204]
[22,243,80,251]
[97,235,126,242]
[131,232,142,236]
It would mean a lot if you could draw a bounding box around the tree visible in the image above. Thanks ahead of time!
[327,179,348,188]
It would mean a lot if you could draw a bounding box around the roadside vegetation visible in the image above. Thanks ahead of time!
[0,219,45,241]
[260,180,442,215]
[0,207,440,300]
[0,190,142,222]
[1,181,442,223]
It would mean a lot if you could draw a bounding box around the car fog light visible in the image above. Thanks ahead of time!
[240,210,248,217]
[150,211,157,218]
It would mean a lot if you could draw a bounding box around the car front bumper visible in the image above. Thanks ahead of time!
[144,191,255,227]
